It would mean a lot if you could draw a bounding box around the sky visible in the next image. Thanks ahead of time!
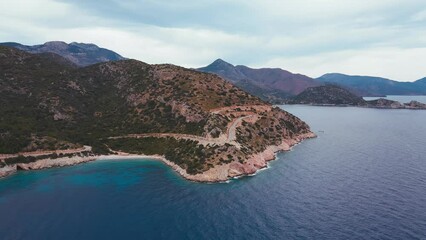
[1,0,426,81]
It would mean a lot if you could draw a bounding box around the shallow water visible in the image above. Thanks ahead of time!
[1,106,426,239]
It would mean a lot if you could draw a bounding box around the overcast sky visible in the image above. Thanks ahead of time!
[1,0,426,81]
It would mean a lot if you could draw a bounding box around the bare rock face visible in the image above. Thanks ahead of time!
[16,156,96,170]
[404,101,426,109]
[365,98,426,109]
[0,165,17,178]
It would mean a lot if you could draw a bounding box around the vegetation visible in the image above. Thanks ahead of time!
[236,107,310,154]
[0,46,262,154]
[105,137,217,174]
[287,85,366,105]
[3,152,92,165]
[0,46,312,176]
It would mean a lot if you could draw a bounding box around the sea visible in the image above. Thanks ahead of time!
[1,101,426,239]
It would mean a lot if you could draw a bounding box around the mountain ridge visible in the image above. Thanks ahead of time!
[317,73,426,96]
[198,59,320,103]
[0,41,126,67]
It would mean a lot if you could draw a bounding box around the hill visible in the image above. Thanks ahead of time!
[197,59,320,103]
[287,84,426,109]
[0,46,314,182]
[317,73,426,97]
[415,77,426,86]
[0,41,125,66]
[288,85,366,105]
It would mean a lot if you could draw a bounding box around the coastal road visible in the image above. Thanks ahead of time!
[227,115,253,142]
[108,114,255,147]
[0,146,92,160]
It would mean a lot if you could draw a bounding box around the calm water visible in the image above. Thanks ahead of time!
[364,95,426,103]
[1,106,426,240]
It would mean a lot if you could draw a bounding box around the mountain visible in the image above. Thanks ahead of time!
[0,41,125,66]
[197,59,320,103]
[288,85,366,105]
[317,73,426,97]
[0,46,314,182]
[415,77,426,85]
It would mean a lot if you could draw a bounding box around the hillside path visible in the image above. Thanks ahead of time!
[108,115,254,148]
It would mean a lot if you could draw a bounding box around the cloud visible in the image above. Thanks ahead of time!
[1,0,426,81]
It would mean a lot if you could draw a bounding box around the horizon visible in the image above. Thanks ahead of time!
[1,0,426,81]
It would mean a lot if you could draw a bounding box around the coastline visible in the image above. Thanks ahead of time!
[0,132,316,182]
[284,102,426,110]
[0,154,167,179]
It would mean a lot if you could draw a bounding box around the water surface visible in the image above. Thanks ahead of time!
[1,106,425,239]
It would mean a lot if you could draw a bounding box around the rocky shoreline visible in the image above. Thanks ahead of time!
[0,156,98,178]
[0,132,315,182]
[171,132,316,182]
[0,132,316,183]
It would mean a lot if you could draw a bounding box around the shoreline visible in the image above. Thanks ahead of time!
[0,132,316,182]
[283,103,426,110]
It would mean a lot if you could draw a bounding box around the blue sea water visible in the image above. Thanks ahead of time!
[1,106,426,240]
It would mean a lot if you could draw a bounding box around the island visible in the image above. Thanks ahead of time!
[287,85,426,109]
[0,46,315,182]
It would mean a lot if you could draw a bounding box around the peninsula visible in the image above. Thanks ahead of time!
[0,46,315,182]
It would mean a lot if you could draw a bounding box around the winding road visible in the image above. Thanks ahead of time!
[108,114,255,147]
[3,106,266,159]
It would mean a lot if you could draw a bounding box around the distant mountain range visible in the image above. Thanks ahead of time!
[3,41,426,100]
[0,41,125,66]
[317,73,426,97]
[198,60,426,103]
[197,59,319,103]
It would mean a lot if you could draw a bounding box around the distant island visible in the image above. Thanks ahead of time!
[0,45,315,182]
[287,85,426,109]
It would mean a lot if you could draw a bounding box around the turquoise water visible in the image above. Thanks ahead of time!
[1,106,426,239]
[364,95,426,103]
